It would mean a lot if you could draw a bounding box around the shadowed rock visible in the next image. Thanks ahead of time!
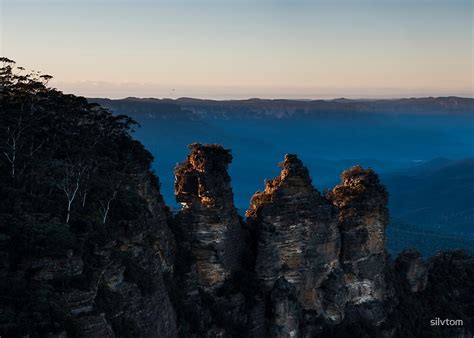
[395,249,428,293]
[328,165,388,324]
[175,143,244,288]
[247,154,345,324]
[54,171,177,338]
[269,277,303,338]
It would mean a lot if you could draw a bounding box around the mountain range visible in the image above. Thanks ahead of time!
[90,96,474,120]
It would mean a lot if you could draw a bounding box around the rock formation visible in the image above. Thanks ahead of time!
[174,143,245,288]
[247,154,345,326]
[173,144,252,336]
[385,250,474,338]
[394,249,428,293]
[328,166,389,323]
[268,277,303,338]
[2,142,473,338]
[66,171,178,337]
[0,170,178,338]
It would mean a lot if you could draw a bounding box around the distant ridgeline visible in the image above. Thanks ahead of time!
[1,58,473,337]
[90,96,474,121]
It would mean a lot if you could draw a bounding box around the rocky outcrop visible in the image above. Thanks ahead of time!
[72,314,114,338]
[424,250,474,338]
[394,249,428,293]
[63,171,177,337]
[173,144,252,336]
[269,277,303,338]
[2,142,473,338]
[328,166,388,324]
[383,250,474,338]
[0,171,178,338]
[174,143,245,288]
[245,156,393,335]
[247,154,345,326]
[136,171,176,274]
[27,252,84,282]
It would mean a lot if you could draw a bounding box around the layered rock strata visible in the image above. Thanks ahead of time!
[247,154,345,325]
[269,277,303,338]
[0,170,178,338]
[64,172,177,337]
[4,141,473,338]
[328,166,389,323]
[174,143,245,288]
[172,144,254,336]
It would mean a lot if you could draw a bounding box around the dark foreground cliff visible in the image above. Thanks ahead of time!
[0,60,473,337]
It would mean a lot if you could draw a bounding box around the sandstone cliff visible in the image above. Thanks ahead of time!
[66,171,178,337]
[174,143,245,288]
[329,166,389,324]
[0,169,178,338]
[246,156,393,336]
[1,143,472,338]
[172,144,258,337]
[246,154,346,332]
[394,248,428,293]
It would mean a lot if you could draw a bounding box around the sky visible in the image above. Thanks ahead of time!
[1,0,473,99]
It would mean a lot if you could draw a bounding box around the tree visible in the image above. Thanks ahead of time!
[99,189,118,224]
[57,160,89,224]
[0,57,158,336]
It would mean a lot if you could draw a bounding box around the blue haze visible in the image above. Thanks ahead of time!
[133,114,473,208]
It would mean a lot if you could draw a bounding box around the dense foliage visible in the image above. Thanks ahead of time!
[0,57,155,336]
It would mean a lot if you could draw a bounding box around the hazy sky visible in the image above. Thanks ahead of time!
[1,0,472,99]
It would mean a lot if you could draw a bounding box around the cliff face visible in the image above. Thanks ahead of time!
[2,142,472,338]
[172,144,254,337]
[245,156,392,336]
[0,169,178,338]
[384,250,473,338]
[174,143,245,288]
[268,277,303,338]
[329,166,389,323]
[103,171,177,337]
[394,249,428,293]
[62,171,178,337]
[246,154,345,328]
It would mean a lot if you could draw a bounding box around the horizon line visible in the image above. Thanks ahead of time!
[87,95,474,102]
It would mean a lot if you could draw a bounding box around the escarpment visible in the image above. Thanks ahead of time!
[174,143,245,288]
[394,249,428,293]
[245,156,393,336]
[0,65,181,338]
[246,154,346,329]
[329,166,389,323]
[64,170,178,338]
[0,168,178,337]
[172,144,255,337]
[2,141,472,338]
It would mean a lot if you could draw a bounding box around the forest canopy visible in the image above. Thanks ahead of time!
[0,57,156,335]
